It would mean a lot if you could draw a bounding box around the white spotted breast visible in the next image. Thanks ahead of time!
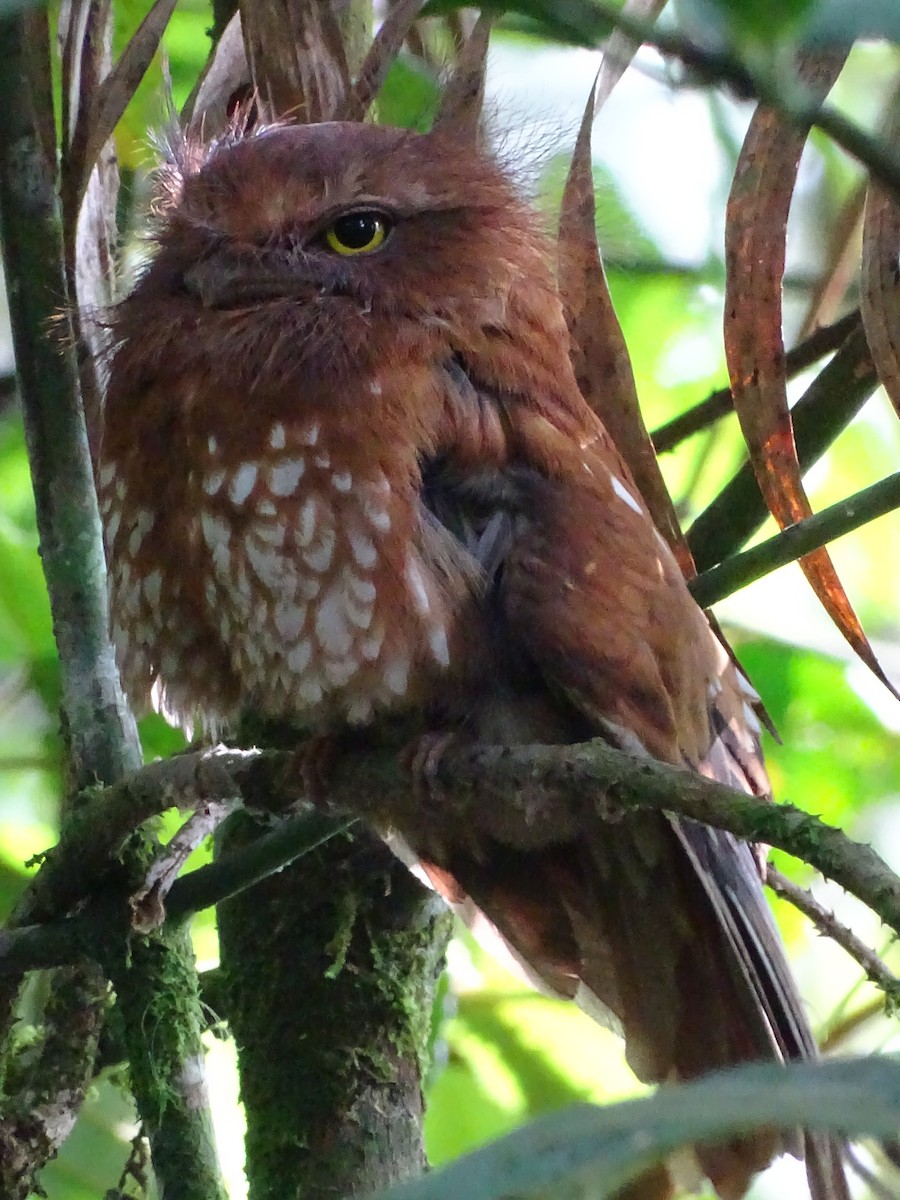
[100,419,457,733]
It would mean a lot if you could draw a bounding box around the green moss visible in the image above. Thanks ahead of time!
[217,812,451,1199]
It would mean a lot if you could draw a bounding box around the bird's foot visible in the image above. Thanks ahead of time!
[403,730,459,810]
[293,732,342,807]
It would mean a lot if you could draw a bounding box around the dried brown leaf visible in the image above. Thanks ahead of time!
[594,0,668,116]
[724,51,897,697]
[860,85,900,423]
[341,0,424,122]
[59,1,112,228]
[559,82,695,577]
[241,0,351,123]
[57,0,115,456]
[81,0,178,187]
[184,11,251,134]
[431,11,491,138]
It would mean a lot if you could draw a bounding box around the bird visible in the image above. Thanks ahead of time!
[98,118,848,1200]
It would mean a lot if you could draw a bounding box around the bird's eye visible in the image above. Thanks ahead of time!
[324,211,390,256]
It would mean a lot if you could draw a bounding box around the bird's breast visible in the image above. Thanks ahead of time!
[100,413,459,733]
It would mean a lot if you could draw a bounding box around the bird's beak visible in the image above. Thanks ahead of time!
[183,250,315,309]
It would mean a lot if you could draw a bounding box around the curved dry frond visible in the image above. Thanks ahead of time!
[341,0,424,121]
[431,10,491,138]
[183,12,251,135]
[861,82,900,423]
[593,0,669,116]
[724,50,897,697]
[558,82,695,577]
[241,0,352,122]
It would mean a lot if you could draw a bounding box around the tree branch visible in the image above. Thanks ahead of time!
[688,323,878,570]
[5,738,900,974]
[766,867,900,1010]
[690,472,900,607]
[0,12,226,1198]
[651,310,861,455]
[585,3,900,201]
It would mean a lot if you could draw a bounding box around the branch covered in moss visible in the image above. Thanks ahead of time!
[0,12,226,1199]
[5,736,900,973]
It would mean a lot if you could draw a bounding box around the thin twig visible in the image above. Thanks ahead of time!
[652,310,862,454]
[690,473,900,607]
[821,995,891,1055]
[588,4,900,201]
[688,323,878,570]
[766,867,900,1009]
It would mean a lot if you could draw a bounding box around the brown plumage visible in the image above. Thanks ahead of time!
[100,120,847,1200]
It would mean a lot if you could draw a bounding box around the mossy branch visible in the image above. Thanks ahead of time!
[5,737,900,980]
[0,12,225,1200]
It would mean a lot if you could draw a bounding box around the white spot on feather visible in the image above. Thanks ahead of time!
[201,511,231,574]
[269,459,305,496]
[384,657,409,697]
[246,538,281,588]
[128,510,155,558]
[360,626,384,661]
[296,498,318,547]
[315,589,353,655]
[347,697,373,723]
[299,676,323,703]
[349,528,377,569]
[99,462,116,489]
[346,571,376,603]
[104,508,121,548]
[274,603,306,641]
[144,569,162,609]
[611,474,643,516]
[230,463,258,505]
[203,470,225,497]
[429,625,450,668]
[300,422,319,446]
[345,592,373,630]
[363,498,391,531]
[298,576,321,600]
[405,557,430,615]
[269,423,286,450]
[324,658,358,686]
[255,522,286,548]
[303,528,336,573]
[331,471,353,493]
[288,640,313,672]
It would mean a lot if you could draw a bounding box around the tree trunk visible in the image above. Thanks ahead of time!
[218,811,452,1199]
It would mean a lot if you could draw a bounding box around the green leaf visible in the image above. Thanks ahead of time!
[684,0,816,47]
[802,0,900,45]
[372,1056,900,1199]
[378,58,440,132]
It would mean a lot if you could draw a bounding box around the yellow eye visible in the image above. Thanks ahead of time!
[324,211,389,256]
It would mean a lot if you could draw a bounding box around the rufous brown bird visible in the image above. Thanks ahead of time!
[99,120,848,1200]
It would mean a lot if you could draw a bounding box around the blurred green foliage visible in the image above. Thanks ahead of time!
[1,3,898,1197]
